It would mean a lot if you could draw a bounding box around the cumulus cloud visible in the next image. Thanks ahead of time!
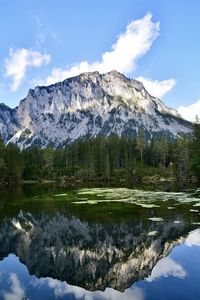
[5,48,51,91]
[185,229,200,247]
[40,13,160,86]
[137,76,176,98]
[178,100,200,122]
[146,257,186,282]
[32,276,143,300]
[2,273,27,300]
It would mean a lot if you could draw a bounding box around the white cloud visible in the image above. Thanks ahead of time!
[137,76,176,98]
[5,48,51,91]
[2,273,27,300]
[178,100,200,122]
[146,257,186,282]
[185,229,200,247]
[40,13,160,86]
[32,277,143,300]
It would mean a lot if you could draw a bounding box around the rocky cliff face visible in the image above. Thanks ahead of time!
[0,212,192,291]
[0,71,192,148]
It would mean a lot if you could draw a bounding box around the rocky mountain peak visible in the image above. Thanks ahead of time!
[0,71,192,148]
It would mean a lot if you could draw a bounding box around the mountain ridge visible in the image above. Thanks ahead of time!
[0,70,192,148]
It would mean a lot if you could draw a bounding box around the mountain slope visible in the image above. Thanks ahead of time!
[0,70,192,148]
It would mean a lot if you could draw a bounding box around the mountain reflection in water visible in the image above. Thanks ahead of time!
[0,186,200,299]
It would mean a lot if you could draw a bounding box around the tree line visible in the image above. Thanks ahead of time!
[0,123,200,184]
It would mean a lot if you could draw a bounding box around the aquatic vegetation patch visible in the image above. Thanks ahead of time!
[75,188,200,208]
[78,190,102,195]
[148,231,158,236]
[73,200,97,205]
[136,203,160,208]
[148,217,164,222]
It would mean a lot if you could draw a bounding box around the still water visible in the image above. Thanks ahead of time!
[0,184,200,300]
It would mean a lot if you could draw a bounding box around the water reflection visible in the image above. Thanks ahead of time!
[185,229,200,247]
[0,211,198,292]
[1,272,26,300]
[0,255,144,300]
[0,186,200,299]
[146,257,186,282]
[0,229,200,300]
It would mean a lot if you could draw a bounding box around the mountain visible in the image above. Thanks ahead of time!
[0,70,192,148]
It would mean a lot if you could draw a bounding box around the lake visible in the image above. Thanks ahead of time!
[0,184,200,300]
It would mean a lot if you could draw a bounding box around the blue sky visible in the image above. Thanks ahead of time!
[0,0,200,120]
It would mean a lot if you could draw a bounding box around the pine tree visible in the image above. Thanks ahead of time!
[136,130,146,164]
[0,134,6,182]
[190,122,200,179]
[43,147,54,180]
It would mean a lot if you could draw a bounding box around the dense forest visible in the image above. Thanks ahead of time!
[0,123,200,184]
